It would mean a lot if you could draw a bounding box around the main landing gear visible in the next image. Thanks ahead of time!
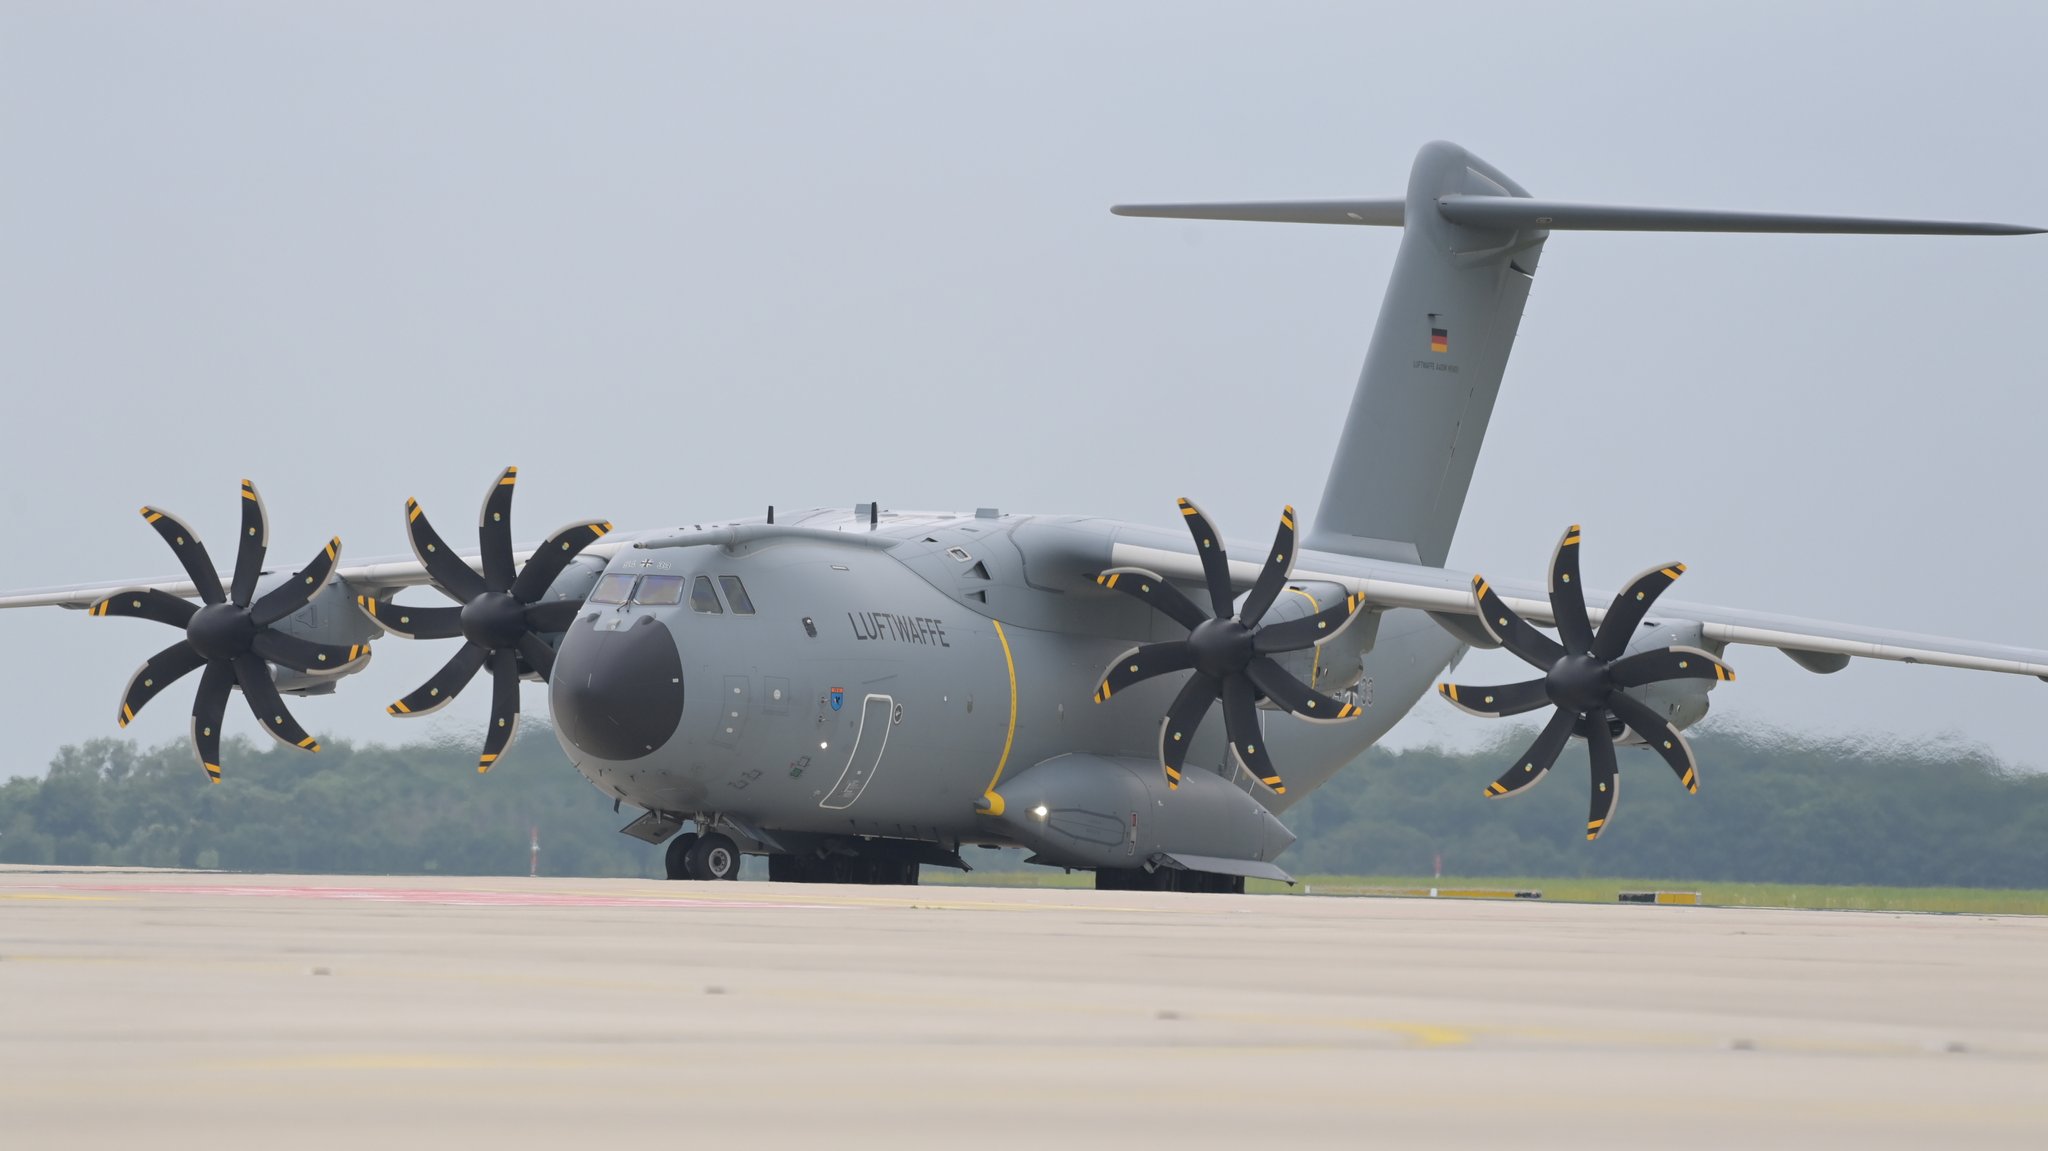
[768,852,920,885]
[1095,866,1245,894]
[663,831,741,881]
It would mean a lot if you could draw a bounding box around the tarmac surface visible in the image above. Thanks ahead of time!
[4,867,2046,1149]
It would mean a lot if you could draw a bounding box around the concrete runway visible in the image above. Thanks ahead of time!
[4,868,2046,1149]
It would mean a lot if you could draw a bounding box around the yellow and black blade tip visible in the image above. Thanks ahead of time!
[1093,642,1196,705]
[1591,561,1689,660]
[1547,524,1594,655]
[1584,721,1619,841]
[1436,678,1551,719]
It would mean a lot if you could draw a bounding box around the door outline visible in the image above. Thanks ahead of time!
[818,693,894,810]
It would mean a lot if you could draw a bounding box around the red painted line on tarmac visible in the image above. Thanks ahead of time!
[14,883,834,910]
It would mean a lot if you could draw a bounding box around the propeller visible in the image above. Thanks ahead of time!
[357,467,611,772]
[1437,525,1735,840]
[90,479,367,782]
[1091,499,1367,796]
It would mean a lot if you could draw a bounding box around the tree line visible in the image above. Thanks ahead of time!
[3,723,2044,887]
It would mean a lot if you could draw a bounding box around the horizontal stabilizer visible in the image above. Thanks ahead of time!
[1435,195,2044,235]
[1111,196,2041,236]
[1111,199,1404,226]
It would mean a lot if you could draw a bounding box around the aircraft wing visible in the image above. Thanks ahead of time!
[1106,541,2048,682]
[0,539,636,611]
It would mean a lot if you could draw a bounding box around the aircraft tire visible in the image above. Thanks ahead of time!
[663,832,699,881]
[685,832,741,881]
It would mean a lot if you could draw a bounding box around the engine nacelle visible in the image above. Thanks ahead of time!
[263,573,381,696]
[1246,580,1377,696]
[1612,618,1715,742]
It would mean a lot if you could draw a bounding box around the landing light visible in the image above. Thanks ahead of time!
[1032,804,1049,820]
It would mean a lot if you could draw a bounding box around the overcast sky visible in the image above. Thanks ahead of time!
[2,2,2043,781]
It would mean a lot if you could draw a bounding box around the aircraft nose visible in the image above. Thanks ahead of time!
[551,613,686,761]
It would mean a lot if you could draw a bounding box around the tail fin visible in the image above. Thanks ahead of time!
[1114,141,2040,568]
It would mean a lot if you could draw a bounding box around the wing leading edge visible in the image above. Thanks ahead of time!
[1106,541,2048,683]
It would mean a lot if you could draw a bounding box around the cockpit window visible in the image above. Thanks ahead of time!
[635,574,686,606]
[718,575,756,615]
[690,574,724,614]
[590,573,637,604]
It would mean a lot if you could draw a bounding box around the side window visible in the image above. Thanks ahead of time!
[636,574,685,605]
[718,575,756,615]
[690,574,724,614]
[590,573,637,604]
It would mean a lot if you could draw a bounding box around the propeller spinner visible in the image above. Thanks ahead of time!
[1438,525,1735,839]
[90,480,367,782]
[1092,499,1365,795]
[357,467,610,772]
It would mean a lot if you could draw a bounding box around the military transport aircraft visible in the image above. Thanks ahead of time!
[4,141,2043,890]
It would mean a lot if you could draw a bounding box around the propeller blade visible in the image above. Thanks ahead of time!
[1252,590,1366,654]
[231,652,321,752]
[90,588,198,629]
[1591,562,1687,662]
[1548,524,1593,655]
[1584,718,1619,841]
[510,519,613,603]
[1471,575,1566,670]
[229,479,270,608]
[478,467,519,593]
[387,642,488,717]
[1606,692,1700,795]
[1609,645,1735,688]
[189,661,233,783]
[516,632,557,680]
[1176,498,1238,619]
[1244,655,1361,722]
[1482,707,1578,798]
[404,497,487,603]
[354,596,463,640]
[1093,641,1196,703]
[1094,568,1211,632]
[1221,674,1285,794]
[522,598,583,634]
[117,641,206,728]
[1156,672,1220,789]
[1437,678,1551,718]
[477,649,521,772]
[252,630,371,676]
[138,506,224,605]
[1236,505,1299,627]
[248,537,341,627]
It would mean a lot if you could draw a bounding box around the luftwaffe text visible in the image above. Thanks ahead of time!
[848,611,950,647]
